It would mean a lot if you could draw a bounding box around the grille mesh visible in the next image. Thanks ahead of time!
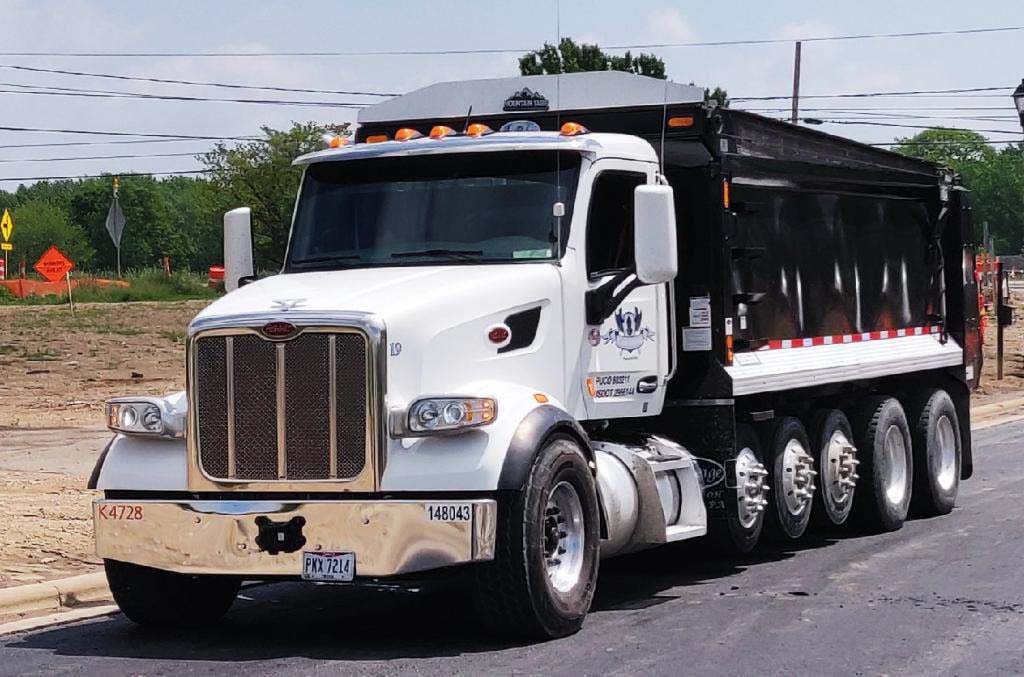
[194,329,369,482]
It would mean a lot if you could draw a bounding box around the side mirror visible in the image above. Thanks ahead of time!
[223,207,254,292]
[633,185,678,285]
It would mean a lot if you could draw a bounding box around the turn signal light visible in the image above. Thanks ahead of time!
[395,128,422,141]
[365,134,389,143]
[466,123,494,137]
[668,116,694,128]
[429,125,457,139]
[560,121,589,136]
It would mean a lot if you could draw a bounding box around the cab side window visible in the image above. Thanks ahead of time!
[586,171,646,277]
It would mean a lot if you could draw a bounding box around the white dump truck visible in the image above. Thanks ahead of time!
[91,72,981,639]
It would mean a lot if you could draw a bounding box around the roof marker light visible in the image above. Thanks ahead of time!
[560,121,589,136]
[395,128,422,141]
[429,125,458,139]
[466,123,494,138]
[365,134,389,144]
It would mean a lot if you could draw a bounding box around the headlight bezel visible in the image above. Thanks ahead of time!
[105,396,184,439]
[392,396,497,437]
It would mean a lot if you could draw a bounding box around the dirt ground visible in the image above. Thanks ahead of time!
[0,297,1021,588]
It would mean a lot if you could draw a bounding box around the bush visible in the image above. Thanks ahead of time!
[13,200,95,267]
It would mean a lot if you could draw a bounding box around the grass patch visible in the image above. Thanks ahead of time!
[158,330,186,344]
[0,344,15,355]
[20,348,59,361]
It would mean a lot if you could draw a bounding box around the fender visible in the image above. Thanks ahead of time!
[87,438,115,490]
[496,405,592,490]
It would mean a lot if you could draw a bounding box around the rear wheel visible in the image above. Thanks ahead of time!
[809,409,859,526]
[472,435,600,639]
[852,397,913,532]
[908,389,961,516]
[104,560,240,627]
[764,417,816,540]
[710,424,768,555]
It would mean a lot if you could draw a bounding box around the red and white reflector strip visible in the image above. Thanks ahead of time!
[757,325,941,351]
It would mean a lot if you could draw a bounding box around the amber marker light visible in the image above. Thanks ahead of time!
[466,123,494,137]
[429,125,458,139]
[365,134,389,143]
[533,393,549,404]
[722,179,731,209]
[668,116,695,128]
[395,128,422,141]
[327,136,348,148]
[560,121,589,136]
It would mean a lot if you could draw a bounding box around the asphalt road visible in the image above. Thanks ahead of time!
[3,420,1023,676]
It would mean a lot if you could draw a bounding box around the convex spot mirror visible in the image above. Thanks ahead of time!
[634,185,678,285]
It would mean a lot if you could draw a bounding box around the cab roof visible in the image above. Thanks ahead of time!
[293,131,659,167]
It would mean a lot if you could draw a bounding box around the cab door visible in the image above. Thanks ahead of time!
[578,164,673,420]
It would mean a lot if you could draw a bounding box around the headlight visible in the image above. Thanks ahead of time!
[106,397,182,437]
[405,397,496,435]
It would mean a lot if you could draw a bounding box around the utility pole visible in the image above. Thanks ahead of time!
[790,41,802,124]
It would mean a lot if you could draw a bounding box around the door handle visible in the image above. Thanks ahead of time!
[637,375,659,394]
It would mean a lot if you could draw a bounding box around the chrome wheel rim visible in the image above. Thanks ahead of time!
[883,425,908,505]
[735,447,769,529]
[935,415,957,492]
[825,430,858,506]
[544,481,585,594]
[781,438,816,515]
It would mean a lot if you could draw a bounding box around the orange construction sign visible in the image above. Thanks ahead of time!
[33,246,74,283]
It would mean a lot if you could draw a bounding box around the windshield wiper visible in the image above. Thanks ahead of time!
[391,248,484,260]
[291,253,362,266]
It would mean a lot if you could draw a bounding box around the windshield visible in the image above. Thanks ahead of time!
[286,150,582,270]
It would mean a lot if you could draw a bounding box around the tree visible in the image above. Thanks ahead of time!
[519,38,666,79]
[200,121,350,269]
[894,129,1024,253]
[705,86,730,108]
[12,200,94,267]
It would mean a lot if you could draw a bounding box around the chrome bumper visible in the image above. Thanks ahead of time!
[94,499,496,577]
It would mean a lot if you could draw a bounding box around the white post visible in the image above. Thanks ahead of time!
[223,207,254,293]
[66,271,74,316]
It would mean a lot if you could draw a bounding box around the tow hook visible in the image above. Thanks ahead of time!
[255,516,307,555]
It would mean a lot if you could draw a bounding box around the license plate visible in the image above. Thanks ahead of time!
[301,551,355,582]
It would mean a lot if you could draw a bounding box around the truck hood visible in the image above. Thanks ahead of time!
[191,264,560,326]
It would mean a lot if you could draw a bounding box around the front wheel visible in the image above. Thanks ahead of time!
[472,435,600,640]
[104,560,240,627]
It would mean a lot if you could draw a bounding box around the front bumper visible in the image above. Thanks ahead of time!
[94,499,496,577]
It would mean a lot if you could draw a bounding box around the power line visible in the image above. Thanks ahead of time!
[733,85,1012,102]
[0,137,230,150]
[871,140,1020,147]
[0,169,211,182]
[807,119,1024,135]
[0,82,368,107]
[0,151,207,163]
[0,64,397,97]
[0,25,1020,57]
[0,124,259,140]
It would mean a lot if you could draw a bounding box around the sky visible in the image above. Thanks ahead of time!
[0,0,1022,191]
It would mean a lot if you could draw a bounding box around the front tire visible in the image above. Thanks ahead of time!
[472,435,600,640]
[104,560,240,627]
[908,389,961,516]
[852,397,913,532]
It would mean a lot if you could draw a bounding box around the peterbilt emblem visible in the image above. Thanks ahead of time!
[271,298,306,312]
[503,87,549,112]
[263,321,297,339]
[602,307,655,358]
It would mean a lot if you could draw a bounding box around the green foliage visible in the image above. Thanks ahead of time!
[893,129,1024,254]
[12,200,94,266]
[705,86,730,108]
[200,121,350,269]
[519,38,666,79]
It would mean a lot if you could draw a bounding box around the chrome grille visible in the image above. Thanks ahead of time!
[193,328,368,482]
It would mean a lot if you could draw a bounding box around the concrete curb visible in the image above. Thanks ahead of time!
[972,396,1024,421]
[0,572,110,621]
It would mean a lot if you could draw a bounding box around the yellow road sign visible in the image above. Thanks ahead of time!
[0,243,11,251]
[0,209,12,242]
